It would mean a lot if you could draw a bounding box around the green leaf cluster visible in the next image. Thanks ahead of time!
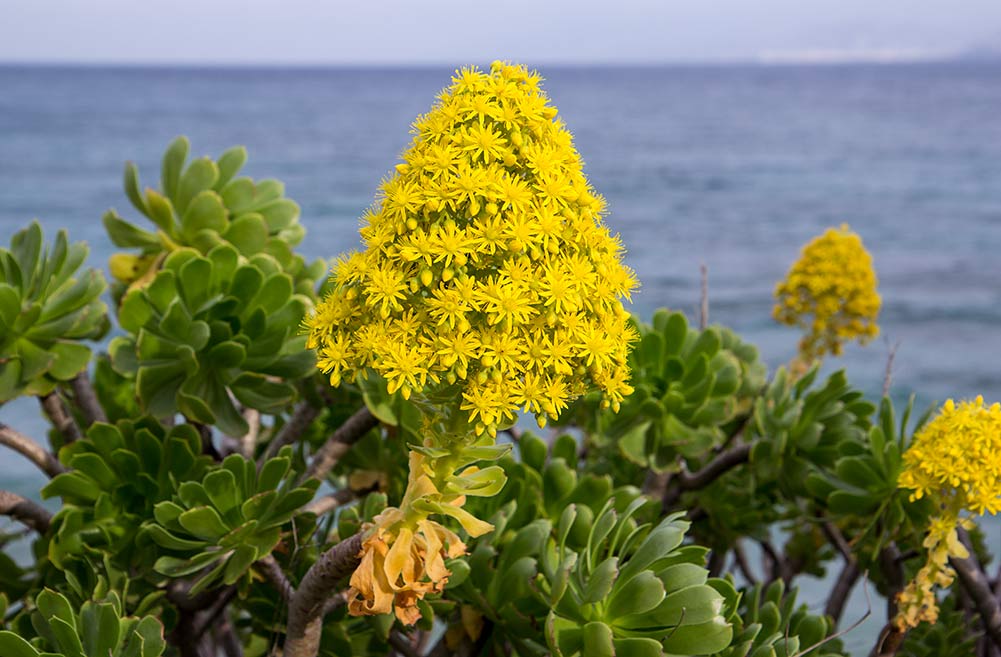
[0,588,165,657]
[146,448,318,595]
[717,579,844,657]
[40,420,211,570]
[0,222,108,401]
[545,502,736,657]
[110,244,315,435]
[569,310,765,474]
[750,368,874,498]
[104,136,323,300]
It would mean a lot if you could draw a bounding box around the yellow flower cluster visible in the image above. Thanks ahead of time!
[306,61,638,435]
[895,397,1001,628]
[773,224,880,360]
[895,513,973,629]
[899,396,1001,515]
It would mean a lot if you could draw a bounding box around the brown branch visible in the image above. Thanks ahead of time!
[256,555,293,602]
[662,443,751,509]
[301,408,379,484]
[191,585,239,640]
[304,488,357,517]
[285,533,364,657]
[39,392,82,443]
[321,591,349,618]
[389,631,420,657]
[642,470,670,498]
[820,519,861,623]
[732,541,758,584]
[821,520,854,562]
[878,543,905,620]
[70,371,107,425]
[699,263,709,330]
[0,490,52,533]
[215,614,243,657]
[759,539,789,584]
[869,624,907,657]
[953,528,1001,651]
[681,443,751,489]
[0,422,65,477]
[826,559,862,624]
[261,401,320,464]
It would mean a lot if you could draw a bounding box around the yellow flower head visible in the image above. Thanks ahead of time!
[306,62,638,435]
[773,224,880,360]
[899,396,1001,515]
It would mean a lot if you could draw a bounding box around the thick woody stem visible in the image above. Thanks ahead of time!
[0,490,52,533]
[953,528,1001,651]
[301,408,379,484]
[285,533,364,657]
[39,392,82,442]
[0,423,65,477]
[70,371,107,425]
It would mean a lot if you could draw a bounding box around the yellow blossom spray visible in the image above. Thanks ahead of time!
[305,62,637,623]
[896,396,1001,629]
[773,224,881,374]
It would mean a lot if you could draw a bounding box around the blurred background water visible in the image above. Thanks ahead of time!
[2,63,1000,652]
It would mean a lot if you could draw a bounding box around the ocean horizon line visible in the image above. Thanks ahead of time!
[2,55,1000,72]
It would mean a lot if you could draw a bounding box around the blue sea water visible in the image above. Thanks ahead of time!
[2,63,1001,651]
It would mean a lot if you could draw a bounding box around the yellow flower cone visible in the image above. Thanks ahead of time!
[306,61,638,436]
[774,224,880,362]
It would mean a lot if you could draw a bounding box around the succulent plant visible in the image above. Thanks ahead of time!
[40,419,212,570]
[104,136,324,301]
[716,579,845,657]
[0,221,108,401]
[544,501,736,657]
[109,244,315,435]
[805,396,934,546]
[145,448,318,595]
[750,368,875,498]
[566,309,765,473]
[0,588,165,657]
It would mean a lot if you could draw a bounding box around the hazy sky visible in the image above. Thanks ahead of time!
[3,0,1000,65]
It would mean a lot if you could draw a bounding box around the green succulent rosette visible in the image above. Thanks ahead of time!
[0,221,108,402]
[144,449,318,595]
[104,136,324,302]
[109,244,315,435]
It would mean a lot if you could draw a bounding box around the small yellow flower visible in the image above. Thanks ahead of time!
[773,224,880,361]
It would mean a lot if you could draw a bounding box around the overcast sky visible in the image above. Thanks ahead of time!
[3,0,1000,65]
